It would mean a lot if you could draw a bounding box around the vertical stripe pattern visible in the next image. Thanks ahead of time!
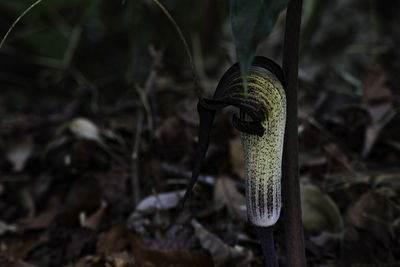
[239,67,286,227]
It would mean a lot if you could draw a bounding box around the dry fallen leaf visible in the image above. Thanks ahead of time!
[104,251,135,267]
[229,137,244,179]
[96,224,131,255]
[307,231,341,259]
[0,221,17,235]
[362,72,393,104]
[300,180,343,234]
[80,199,108,231]
[19,188,35,220]
[0,255,35,267]
[154,224,197,250]
[20,195,60,230]
[5,135,33,172]
[135,190,185,214]
[4,230,49,261]
[213,176,246,221]
[58,175,102,227]
[191,219,250,267]
[347,191,396,248]
[362,103,396,158]
[323,142,357,175]
[69,118,101,142]
[359,72,396,157]
[73,254,103,267]
[129,231,214,267]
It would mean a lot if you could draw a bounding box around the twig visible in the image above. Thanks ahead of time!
[136,87,153,132]
[0,0,43,49]
[145,46,162,94]
[71,69,99,112]
[281,0,307,266]
[161,162,216,186]
[131,46,162,206]
[136,46,162,133]
[150,0,201,97]
[131,111,144,206]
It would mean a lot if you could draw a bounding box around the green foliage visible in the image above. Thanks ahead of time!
[26,28,68,58]
[230,0,288,93]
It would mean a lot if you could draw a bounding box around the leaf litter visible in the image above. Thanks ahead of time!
[0,0,400,266]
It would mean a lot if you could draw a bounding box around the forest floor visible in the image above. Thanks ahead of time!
[1,55,400,266]
[1,1,400,266]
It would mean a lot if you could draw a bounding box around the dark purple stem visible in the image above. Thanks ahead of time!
[282,0,307,266]
[255,226,278,267]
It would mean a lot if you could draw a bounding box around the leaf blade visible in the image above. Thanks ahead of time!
[230,0,288,93]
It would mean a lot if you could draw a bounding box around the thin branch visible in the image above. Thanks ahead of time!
[136,45,162,133]
[282,0,306,266]
[0,0,43,49]
[131,111,144,206]
[150,0,201,96]
[132,46,162,206]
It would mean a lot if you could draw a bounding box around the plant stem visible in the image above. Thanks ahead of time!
[255,226,278,267]
[0,0,42,49]
[282,0,306,266]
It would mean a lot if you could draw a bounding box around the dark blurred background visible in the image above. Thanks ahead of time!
[0,0,400,266]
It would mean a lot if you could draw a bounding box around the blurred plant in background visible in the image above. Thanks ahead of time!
[0,0,231,117]
[0,0,400,266]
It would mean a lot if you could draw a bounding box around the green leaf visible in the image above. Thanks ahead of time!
[230,0,288,93]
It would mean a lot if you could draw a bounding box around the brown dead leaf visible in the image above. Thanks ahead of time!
[73,254,105,267]
[58,175,102,227]
[362,72,393,104]
[300,180,343,234]
[129,231,214,267]
[97,166,130,204]
[0,255,35,267]
[341,188,400,265]
[4,231,49,261]
[80,199,108,231]
[323,142,357,175]
[340,224,396,265]
[363,125,383,159]
[104,251,135,267]
[359,72,396,157]
[213,176,246,221]
[367,102,392,124]
[191,219,250,266]
[59,228,97,264]
[229,137,244,179]
[347,191,395,248]
[20,195,60,230]
[362,103,396,158]
[96,224,131,255]
[19,188,35,220]
[307,231,341,259]
[391,218,400,242]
